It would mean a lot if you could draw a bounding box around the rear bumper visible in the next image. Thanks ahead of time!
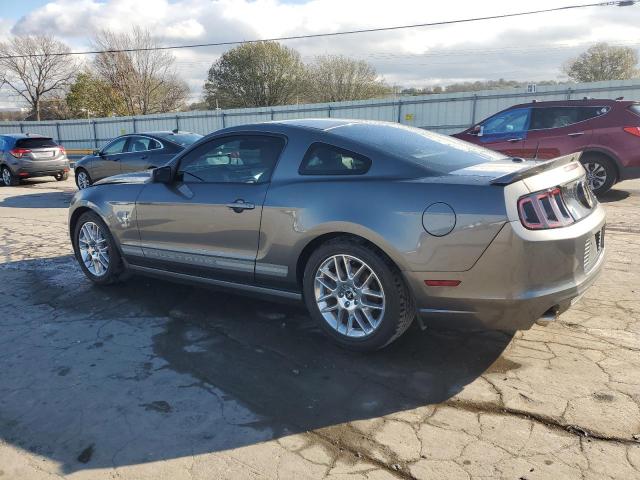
[404,205,606,331]
[12,158,70,177]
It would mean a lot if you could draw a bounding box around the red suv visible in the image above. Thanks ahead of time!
[453,99,640,194]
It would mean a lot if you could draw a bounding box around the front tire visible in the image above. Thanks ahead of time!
[1,166,19,186]
[73,211,125,285]
[75,169,92,189]
[581,154,616,195]
[303,238,415,351]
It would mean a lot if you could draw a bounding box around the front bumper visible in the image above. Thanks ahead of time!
[404,205,607,332]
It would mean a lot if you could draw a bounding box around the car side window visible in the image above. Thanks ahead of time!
[530,107,610,130]
[125,136,162,153]
[299,143,371,175]
[480,108,530,135]
[102,137,128,155]
[178,135,285,184]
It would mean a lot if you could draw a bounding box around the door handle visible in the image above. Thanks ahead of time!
[140,155,148,160]
[507,138,522,142]
[567,132,585,137]
[226,199,255,212]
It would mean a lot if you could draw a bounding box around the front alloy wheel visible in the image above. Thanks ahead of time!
[76,170,91,189]
[74,211,125,285]
[78,221,110,277]
[314,254,386,338]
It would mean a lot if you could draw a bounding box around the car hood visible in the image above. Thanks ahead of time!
[93,171,153,186]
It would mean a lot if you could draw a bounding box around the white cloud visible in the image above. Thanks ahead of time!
[3,0,640,106]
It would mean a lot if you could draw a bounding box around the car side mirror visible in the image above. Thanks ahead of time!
[152,165,173,183]
[471,125,484,137]
[92,149,101,156]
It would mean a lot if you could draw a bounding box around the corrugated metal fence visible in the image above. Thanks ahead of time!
[1,79,639,151]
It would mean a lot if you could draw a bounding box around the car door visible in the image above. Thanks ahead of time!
[475,107,531,157]
[134,133,286,283]
[92,137,128,180]
[525,106,599,160]
[120,135,164,174]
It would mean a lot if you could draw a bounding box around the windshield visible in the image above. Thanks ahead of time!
[156,132,203,147]
[330,122,505,174]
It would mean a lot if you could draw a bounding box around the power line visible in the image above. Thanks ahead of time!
[0,1,637,60]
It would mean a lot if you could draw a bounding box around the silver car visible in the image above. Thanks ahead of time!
[68,119,606,351]
[1,134,70,186]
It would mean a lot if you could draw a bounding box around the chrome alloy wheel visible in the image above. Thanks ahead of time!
[77,171,90,189]
[2,168,12,186]
[314,254,386,338]
[583,162,607,191]
[78,221,110,276]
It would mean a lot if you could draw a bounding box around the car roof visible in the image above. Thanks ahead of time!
[214,118,398,137]
[510,98,635,109]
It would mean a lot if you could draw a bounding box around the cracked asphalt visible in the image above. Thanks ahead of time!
[0,175,639,480]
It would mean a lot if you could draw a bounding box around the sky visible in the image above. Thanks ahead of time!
[1,0,640,109]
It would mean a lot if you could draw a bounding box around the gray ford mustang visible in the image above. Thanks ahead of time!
[68,119,606,351]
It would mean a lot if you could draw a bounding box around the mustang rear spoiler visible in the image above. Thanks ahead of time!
[490,152,583,186]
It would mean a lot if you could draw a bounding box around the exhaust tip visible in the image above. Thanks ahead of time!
[536,305,559,326]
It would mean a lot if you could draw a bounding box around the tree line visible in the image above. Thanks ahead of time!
[0,30,638,122]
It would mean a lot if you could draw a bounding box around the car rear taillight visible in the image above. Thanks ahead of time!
[9,148,31,158]
[58,146,66,155]
[623,126,640,137]
[517,187,575,230]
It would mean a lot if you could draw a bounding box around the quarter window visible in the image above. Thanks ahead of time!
[102,137,128,155]
[299,143,371,175]
[178,135,285,184]
[529,106,610,130]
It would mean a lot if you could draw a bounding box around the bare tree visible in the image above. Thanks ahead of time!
[305,55,390,103]
[92,27,189,115]
[563,43,639,83]
[0,35,78,120]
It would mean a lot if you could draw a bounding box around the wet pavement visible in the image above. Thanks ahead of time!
[0,176,639,479]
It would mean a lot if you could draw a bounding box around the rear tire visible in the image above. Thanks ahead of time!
[303,238,415,352]
[73,211,126,285]
[581,154,616,196]
[55,172,69,181]
[1,166,19,186]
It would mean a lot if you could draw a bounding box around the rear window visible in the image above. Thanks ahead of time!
[15,137,58,149]
[156,133,202,147]
[330,123,505,175]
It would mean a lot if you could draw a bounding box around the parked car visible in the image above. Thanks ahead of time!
[0,134,70,186]
[74,131,202,189]
[69,119,605,351]
[453,98,640,195]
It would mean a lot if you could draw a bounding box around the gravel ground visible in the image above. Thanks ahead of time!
[0,175,639,480]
